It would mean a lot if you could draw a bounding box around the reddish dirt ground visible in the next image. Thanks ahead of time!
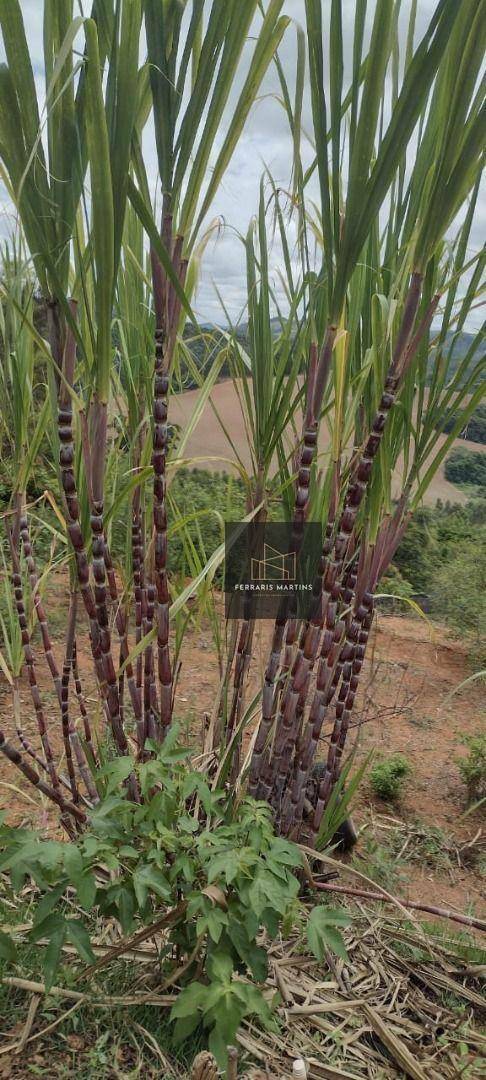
[0,576,484,923]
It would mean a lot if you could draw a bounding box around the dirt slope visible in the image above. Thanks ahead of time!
[171,378,485,505]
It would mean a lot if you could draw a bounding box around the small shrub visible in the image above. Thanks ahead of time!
[429,539,486,666]
[378,564,415,612]
[370,754,412,801]
[393,509,435,592]
[0,730,350,1068]
[458,733,486,803]
[352,836,408,891]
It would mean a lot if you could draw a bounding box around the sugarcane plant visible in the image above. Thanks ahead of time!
[0,0,484,846]
[0,0,289,823]
[244,0,486,841]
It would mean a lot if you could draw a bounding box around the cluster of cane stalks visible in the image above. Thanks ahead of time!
[0,0,484,842]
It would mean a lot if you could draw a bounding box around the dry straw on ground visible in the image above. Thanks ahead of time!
[2,902,485,1078]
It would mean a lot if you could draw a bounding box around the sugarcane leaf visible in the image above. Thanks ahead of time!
[304,0,332,287]
[127,177,198,325]
[109,0,142,272]
[0,649,13,687]
[84,18,115,402]
[179,0,258,230]
[329,0,343,245]
[345,0,394,235]
[191,4,290,241]
[334,0,463,314]
[0,0,43,152]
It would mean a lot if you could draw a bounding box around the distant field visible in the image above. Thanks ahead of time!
[171,378,485,506]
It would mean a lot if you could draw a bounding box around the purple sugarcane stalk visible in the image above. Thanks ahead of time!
[270,564,358,820]
[54,302,106,698]
[272,273,429,831]
[72,641,98,768]
[248,327,337,796]
[262,524,344,805]
[304,295,441,830]
[225,607,257,782]
[12,678,60,783]
[103,535,143,741]
[132,484,145,697]
[63,594,98,803]
[89,399,132,764]
[285,274,440,829]
[19,514,61,703]
[309,591,375,839]
[9,536,61,795]
[143,582,157,745]
[225,480,266,762]
[257,476,341,804]
[151,224,187,735]
[53,301,135,783]
[309,505,413,833]
[60,615,80,804]
[0,729,87,825]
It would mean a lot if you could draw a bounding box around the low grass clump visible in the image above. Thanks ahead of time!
[370,754,412,802]
[458,732,486,804]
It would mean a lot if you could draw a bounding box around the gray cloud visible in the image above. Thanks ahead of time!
[1,2,484,329]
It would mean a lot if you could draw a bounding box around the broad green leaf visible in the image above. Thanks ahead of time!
[307,905,351,962]
[66,919,95,965]
[0,929,16,962]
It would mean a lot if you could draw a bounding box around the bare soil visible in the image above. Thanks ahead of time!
[171,378,486,505]
[0,576,484,922]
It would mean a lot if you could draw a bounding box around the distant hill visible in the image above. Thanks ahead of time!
[427,329,484,385]
[180,323,484,390]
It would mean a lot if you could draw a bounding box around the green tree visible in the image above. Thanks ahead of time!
[440,402,486,444]
[430,539,486,664]
[445,448,486,490]
[393,510,435,591]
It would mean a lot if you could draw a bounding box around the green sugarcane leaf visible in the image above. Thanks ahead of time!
[335,0,463,314]
[0,67,50,293]
[127,177,198,326]
[418,105,486,265]
[180,0,259,232]
[304,0,332,288]
[349,0,367,150]
[191,5,290,241]
[173,0,230,182]
[330,0,343,246]
[43,3,79,287]
[84,17,115,403]
[109,0,142,272]
[17,395,51,494]
[0,0,43,152]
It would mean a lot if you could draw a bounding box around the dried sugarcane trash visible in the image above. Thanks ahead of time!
[190,1050,218,1080]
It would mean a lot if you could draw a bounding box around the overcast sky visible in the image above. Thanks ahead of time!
[1,1,484,328]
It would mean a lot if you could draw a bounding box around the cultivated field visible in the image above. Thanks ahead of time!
[172,379,486,504]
